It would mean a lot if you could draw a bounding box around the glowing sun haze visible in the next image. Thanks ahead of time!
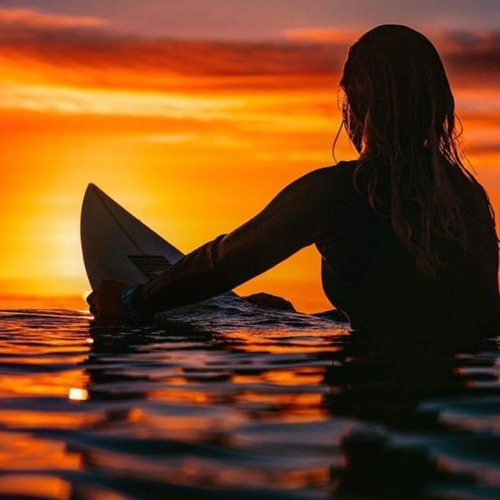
[1,1,499,311]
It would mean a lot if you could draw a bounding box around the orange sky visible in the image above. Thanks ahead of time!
[1,8,499,312]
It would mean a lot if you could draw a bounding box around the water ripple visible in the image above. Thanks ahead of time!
[0,308,498,498]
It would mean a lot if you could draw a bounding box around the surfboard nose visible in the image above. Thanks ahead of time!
[85,183,101,196]
[83,183,115,208]
[81,182,185,290]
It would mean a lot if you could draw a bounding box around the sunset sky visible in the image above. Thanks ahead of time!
[1,1,499,311]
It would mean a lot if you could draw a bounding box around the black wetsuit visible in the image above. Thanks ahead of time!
[136,161,500,334]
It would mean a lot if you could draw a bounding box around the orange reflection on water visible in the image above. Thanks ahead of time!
[0,474,71,499]
[0,369,88,398]
[239,391,327,421]
[0,431,81,471]
[239,391,324,408]
[224,329,343,354]
[176,461,331,491]
[0,354,86,365]
[147,388,217,405]
[71,444,332,493]
[235,344,340,354]
[147,386,326,420]
[264,368,325,386]
[232,367,324,387]
[0,410,97,430]
[145,412,246,435]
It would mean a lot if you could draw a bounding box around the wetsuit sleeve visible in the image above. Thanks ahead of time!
[135,168,335,314]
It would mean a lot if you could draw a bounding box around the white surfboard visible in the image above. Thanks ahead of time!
[81,184,239,316]
[80,183,188,292]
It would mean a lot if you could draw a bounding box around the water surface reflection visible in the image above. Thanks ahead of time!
[0,308,498,498]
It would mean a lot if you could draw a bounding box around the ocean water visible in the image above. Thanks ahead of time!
[0,299,499,499]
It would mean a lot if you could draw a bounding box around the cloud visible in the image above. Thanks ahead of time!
[0,82,242,119]
[0,15,344,95]
[282,26,500,90]
[0,7,109,30]
[434,29,500,52]
[427,29,500,88]
[283,27,362,45]
[466,142,500,156]
[0,8,343,119]
[0,8,499,97]
[0,37,342,81]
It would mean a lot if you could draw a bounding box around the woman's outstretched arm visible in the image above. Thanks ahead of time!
[88,166,346,318]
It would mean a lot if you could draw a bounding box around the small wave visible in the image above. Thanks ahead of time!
[156,295,349,333]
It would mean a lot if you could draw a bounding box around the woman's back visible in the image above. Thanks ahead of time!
[320,161,500,334]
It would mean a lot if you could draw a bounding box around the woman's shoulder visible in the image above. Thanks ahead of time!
[292,160,358,192]
[310,160,358,177]
[271,161,362,218]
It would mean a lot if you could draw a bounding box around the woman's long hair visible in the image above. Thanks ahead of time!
[337,24,492,277]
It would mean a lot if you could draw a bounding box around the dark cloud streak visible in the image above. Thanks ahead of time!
[0,17,499,92]
[0,22,344,92]
[434,30,500,88]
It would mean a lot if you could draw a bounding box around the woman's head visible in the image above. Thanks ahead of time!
[337,25,485,276]
[340,24,455,159]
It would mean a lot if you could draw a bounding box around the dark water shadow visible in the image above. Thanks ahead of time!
[324,328,499,498]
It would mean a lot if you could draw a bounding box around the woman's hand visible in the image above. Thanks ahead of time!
[87,280,129,319]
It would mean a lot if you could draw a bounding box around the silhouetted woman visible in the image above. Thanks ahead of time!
[89,25,500,335]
